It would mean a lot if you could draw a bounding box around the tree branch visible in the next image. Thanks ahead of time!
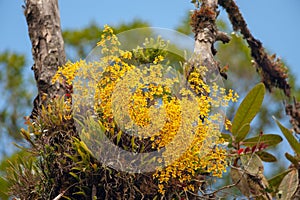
[24,0,67,118]
[188,0,219,77]
[285,97,300,134]
[188,0,230,82]
[218,0,291,97]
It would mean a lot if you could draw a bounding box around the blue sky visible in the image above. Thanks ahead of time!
[1,0,300,82]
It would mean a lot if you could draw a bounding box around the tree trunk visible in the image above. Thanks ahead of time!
[187,0,230,83]
[24,0,67,118]
[192,0,218,70]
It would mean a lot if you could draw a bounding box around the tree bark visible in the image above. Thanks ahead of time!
[24,0,67,118]
[187,0,229,82]
[192,0,218,70]
[218,0,290,97]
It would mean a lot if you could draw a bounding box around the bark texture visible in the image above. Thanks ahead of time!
[187,0,229,82]
[191,0,218,70]
[24,0,67,118]
[218,0,290,97]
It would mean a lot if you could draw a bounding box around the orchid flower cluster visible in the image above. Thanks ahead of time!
[52,25,238,195]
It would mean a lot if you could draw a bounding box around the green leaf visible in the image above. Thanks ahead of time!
[242,134,283,147]
[77,148,86,160]
[230,167,250,197]
[79,141,93,156]
[64,153,77,162]
[62,196,72,200]
[268,169,292,191]
[131,136,136,151]
[285,152,299,166]
[220,133,231,142]
[240,154,263,174]
[69,172,80,181]
[256,151,277,162]
[274,117,300,156]
[72,191,86,196]
[235,123,250,142]
[277,169,298,199]
[71,167,82,171]
[116,130,122,145]
[232,83,265,135]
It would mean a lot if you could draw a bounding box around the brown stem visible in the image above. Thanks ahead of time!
[24,0,67,118]
[218,0,290,97]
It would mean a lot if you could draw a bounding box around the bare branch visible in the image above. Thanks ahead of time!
[285,97,300,134]
[216,31,230,43]
[218,0,291,97]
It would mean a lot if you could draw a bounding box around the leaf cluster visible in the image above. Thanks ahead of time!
[6,97,162,199]
[219,82,300,199]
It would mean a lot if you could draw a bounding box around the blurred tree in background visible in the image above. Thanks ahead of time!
[0,52,33,141]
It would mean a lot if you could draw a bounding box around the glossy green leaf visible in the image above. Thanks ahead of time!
[256,151,277,162]
[277,169,298,199]
[242,134,283,147]
[268,169,292,191]
[285,152,299,166]
[235,123,250,142]
[232,83,265,135]
[274,117,300,156]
